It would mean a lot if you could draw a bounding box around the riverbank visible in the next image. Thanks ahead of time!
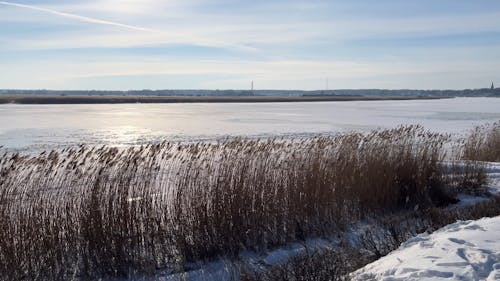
[0,94,446,104]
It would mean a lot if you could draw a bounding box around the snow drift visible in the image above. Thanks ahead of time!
[351,216,500,281]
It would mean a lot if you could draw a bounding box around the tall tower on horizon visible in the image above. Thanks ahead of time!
[492,82,495,90]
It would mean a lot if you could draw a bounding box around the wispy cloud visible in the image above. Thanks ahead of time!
[0,1,259,52]
[1,0,499,89]
[0,1,155,32]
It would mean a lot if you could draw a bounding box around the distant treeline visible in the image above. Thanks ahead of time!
[0,89,256,97]
[303,88,500,97]
[0,88,499,97]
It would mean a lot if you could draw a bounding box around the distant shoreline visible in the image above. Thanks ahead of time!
[0,94,449,104]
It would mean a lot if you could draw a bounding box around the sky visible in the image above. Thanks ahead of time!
[1,0,500,90]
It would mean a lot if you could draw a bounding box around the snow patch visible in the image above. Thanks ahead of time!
[351,216,500,281]
[485,162,500,195]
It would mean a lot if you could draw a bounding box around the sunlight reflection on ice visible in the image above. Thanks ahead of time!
[1,97,499,151]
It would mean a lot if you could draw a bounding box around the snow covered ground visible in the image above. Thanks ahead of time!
[486,162,500,195]
[351,216,500,281]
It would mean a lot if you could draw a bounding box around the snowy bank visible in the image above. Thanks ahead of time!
[351,216,500,281]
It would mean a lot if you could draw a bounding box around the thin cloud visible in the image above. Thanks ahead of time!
[0,1,155,32]
[0,1,258,52]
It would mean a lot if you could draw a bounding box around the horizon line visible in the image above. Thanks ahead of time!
[0,87,497,92]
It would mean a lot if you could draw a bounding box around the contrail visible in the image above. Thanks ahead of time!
[0,1,155,32]
[0,1,259,52]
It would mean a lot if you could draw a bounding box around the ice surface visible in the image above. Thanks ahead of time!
[1,97,499,151]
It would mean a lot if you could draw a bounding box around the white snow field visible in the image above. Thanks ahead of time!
[351,216,500,281]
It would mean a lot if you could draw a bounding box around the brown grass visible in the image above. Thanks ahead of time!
[0,125,487,280]
[462,121,500,162]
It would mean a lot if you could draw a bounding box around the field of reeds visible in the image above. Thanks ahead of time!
[462,121,500,162]
[0,125,489,280]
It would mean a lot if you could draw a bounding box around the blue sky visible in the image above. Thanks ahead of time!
[1,0,499,90]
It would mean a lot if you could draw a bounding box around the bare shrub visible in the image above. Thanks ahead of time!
[240,248,365,281]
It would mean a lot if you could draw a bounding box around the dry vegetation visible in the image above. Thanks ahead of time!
[462,121,500,162]
[0,94,438,105]
[0,125,489,280]
[241,195,500,281]
[240,247,366,281]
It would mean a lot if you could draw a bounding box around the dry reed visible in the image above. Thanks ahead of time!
[0,125,486,280]
[462,122,500,162]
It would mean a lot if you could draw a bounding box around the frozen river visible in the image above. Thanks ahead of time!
[1,97,499,151]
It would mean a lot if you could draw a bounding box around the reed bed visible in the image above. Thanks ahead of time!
[0,125,486,280]
[462,122,500,162]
